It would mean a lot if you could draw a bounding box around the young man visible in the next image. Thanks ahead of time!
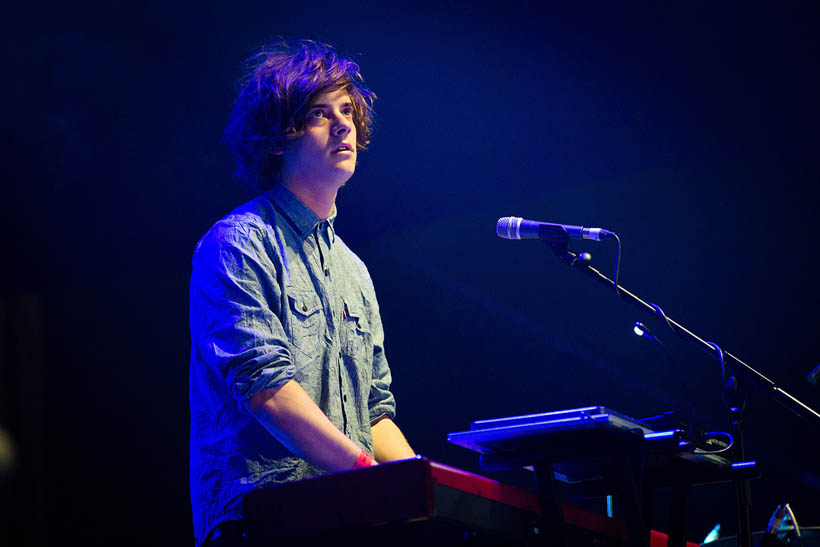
[189,40,414,546]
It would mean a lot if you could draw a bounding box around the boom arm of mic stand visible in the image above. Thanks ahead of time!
[547,242,820,429]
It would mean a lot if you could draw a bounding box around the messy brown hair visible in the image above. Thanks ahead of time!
[223,40,376,191]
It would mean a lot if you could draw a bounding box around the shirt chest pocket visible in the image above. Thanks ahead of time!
[342,299,373,359]
[287,290,323,360]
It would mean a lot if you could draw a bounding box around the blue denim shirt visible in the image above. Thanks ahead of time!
[189,184,396,546]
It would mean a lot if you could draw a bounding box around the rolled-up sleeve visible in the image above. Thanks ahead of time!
[366,290,396,424]
[190,220,295,409]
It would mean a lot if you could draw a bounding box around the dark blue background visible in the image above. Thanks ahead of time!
[3,1,819,544]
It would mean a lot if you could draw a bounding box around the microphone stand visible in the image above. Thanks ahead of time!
[545,238,820,547]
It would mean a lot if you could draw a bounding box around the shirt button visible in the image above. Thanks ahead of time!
[343,394,348,402]
[302,304,307,312]
[324,269,330,277]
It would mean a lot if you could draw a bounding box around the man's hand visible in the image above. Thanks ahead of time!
[371,416,415,463]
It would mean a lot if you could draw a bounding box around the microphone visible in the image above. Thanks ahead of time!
[497,216,615,242]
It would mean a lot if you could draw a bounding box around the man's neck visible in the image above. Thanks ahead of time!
[280,180,338,220]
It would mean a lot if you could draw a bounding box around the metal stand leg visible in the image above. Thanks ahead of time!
[533,462,569,546]
[615,454,649,547]
[728,376,753,547]
[667,484,688,547]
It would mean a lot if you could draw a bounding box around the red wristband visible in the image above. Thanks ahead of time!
[353,449,374,468]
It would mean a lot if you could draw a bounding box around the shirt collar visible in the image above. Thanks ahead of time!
[266,184,337,241]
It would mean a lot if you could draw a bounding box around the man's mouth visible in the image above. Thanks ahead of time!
[333,144,353,154]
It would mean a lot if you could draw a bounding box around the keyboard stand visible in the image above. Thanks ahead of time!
[449,408,760,547]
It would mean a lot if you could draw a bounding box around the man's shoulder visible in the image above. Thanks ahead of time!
[194,194,277,254]
[217,193,275,230]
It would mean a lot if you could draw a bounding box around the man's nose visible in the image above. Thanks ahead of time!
[332,114,352,137]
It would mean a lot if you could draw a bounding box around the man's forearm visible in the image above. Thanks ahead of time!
[246,380,370,472]
[371,416,415,463]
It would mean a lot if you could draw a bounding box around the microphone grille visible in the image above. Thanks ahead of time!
[496,217,522,239]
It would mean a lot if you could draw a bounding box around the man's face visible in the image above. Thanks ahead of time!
[280,87,358,191]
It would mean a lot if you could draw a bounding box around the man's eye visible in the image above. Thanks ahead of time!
[311,110,325,118]
[342,108,353,117]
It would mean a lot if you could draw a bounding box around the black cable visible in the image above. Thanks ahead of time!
[644,292,730,434]
[615,242,727,424]
[707,341,728,423]
[612,233,622,299]
[699,431,734,454]
[647,302,677,338]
